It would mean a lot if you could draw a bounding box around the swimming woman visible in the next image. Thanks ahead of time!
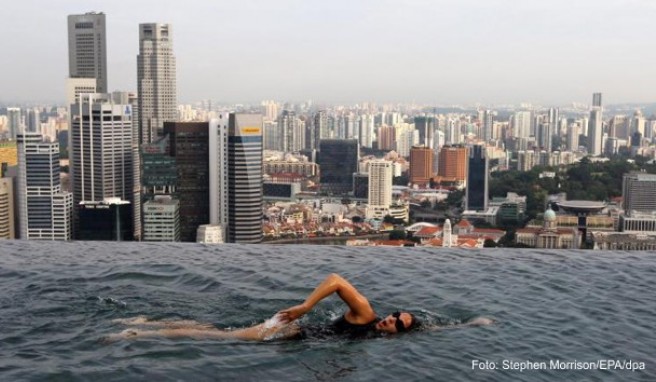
[108,273,492,341]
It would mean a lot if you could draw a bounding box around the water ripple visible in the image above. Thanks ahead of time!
[0,241,654,381]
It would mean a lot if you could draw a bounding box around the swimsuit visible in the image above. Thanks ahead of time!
[298,315,380,340]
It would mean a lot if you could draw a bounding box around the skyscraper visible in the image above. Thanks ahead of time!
[588,92,603,156]
[513,111,532,139]
[0,177,15,239]
[227,114,263,243]
[359,114,375,148]
[368,161,392,206]
[209,114,264,243]
[70,94,138,239]
[138,23,177,144]
[314,110,328,148]
[438,145,467,183]
[17,133,73,240]
[588,108,603,156]
[592,92,602,108]
[319,139,359,195]
[366,160,393,219]
[67,12,107,93]
[163,122,209,242]
[466,145,488,211]
[414,116,435,148]
[409,146,433,185]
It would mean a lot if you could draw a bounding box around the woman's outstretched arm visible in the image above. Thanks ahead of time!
[278,273,376,324]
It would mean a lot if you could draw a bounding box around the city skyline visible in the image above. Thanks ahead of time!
[1,0,656,105]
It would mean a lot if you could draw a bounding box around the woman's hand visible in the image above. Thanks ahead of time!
[278,303,310,323]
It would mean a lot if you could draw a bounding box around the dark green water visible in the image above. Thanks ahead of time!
[0,241,654,381]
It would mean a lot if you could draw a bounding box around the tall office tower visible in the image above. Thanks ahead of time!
[227,114,263,243]
[314,110,328,148]
[359,114,375,148]
[609,115,628,139]
[631,110,645,136]
[7,108,21,139]
[622,172,656,216]
[414,116,436,148]
[445,118,457,144]
[319,139,359,195]
[438,145,467,183]
[580,117,589,137]
[368,160,392,206]
[588,108,603,156]
[592,92,602,108]
[345,113,356,139]
[377,126,396,150]
[547,108,559,150]
[138,23,177,144]
[68,12,107,93]
[513,111,532,139]
[164,122,209,242]
[209,114,263,243]
[17,133,73,240]
[26,109,40,133]
[480,110,493,142]
[263,121,280,151]
[567,123,579,152]
[0,178,15,239]
[537,122,552,152]
[396,128,419,157]
[409,146,433,185]
[70,94,138,240]
[366,160,393,219]
[278,110,304,152]
[465,145,488,211]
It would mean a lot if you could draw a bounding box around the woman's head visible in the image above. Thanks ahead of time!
[375,311,419,334]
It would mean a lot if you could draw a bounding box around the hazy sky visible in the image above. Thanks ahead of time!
[1,0,655,105]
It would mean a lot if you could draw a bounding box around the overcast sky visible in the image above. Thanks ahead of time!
[1,0,655,105]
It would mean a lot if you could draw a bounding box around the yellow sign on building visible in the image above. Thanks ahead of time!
[240,127,261,135]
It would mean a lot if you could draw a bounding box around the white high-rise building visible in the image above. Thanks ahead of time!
[66,78,97,107]
[70,94,139,240]
[513,111,532,139]
[359,114,375,148]
[210,114,263,243]
[366,160,393,219]
[0,178,15,239]
[17,133,73,240]
[137,23,177,144]
[68,12,107,93]
[567,123,579,152]
[588,108,603,156]
[143,195,180,241]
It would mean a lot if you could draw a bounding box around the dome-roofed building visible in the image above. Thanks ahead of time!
[516,207,581,249]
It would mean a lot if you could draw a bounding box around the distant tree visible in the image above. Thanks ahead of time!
[389,230,407,240]
[483,239,498,248]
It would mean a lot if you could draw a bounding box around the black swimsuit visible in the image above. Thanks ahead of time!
[298,315,381,340]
